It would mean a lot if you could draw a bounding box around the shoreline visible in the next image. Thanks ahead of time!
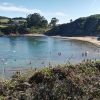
[52,36,100,46]
[23,34,46,36]
[1,34,100,46]
[0,33,46,37]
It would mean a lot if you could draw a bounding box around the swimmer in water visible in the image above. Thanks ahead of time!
[29,61,31,65]
[85,50,89,57]
[58,52,61,56]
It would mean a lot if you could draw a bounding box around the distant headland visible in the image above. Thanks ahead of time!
[0,14,100,37]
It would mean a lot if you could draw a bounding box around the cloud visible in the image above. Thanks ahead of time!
[43,12,67,18]
[55,12,67,17]
[0,2,67,17]
[0,2,41,14]
[2,2,13,6]
[0,2,68,23]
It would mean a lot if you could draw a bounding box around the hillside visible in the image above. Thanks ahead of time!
[45,14,100,36]
[0,16,10,19]
[0,16,10,23]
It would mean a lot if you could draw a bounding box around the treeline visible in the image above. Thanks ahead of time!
[0,13,59,35]
[1,14,100,36]
[45,14,100,36]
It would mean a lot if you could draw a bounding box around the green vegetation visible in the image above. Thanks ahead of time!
[0,61,100,99]
[0,16,10,23]
[45,14,100,36]
[1,14,100,36]
[28,27,50,34]
[0,25,7,28]
[0,13,59,35]
[50,17,59,27]
[0,19,9,23]
[26,13,48,28]
[0,31,4,36]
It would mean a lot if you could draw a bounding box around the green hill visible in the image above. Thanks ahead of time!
[45,14,100,36]
[0,16,10,20]
[0,16,10,23]
[12,17,26,23]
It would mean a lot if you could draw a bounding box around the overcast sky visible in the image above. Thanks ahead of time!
[0,0,99,23]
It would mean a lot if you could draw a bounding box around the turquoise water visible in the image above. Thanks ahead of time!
[0,36,100,77]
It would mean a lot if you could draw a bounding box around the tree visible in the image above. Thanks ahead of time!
[1,26,18,35]
[8,19,14,24]
[40,19,48,27]
[26,13,48,28]
[50,17,59,27]
[17,25,28,34]
[70,19,73,23]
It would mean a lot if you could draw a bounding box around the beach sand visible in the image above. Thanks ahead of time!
[9,33,45,37]
[52,36,100,46]
[8,34,100,46]
[23,34,45,36]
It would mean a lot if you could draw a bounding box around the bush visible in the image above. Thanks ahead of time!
[0,61,100,100]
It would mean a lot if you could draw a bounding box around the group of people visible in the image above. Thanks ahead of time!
[82,51,89,57]
[58,52,62,56]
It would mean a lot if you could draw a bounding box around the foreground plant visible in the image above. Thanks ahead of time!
[0,61,100,100]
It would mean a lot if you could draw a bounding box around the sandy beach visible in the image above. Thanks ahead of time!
[8,33,45,37]
[66,37,100,46]
[24,35,100,46]
[52,36,100,46]
[23,34,46,36]
[5,34,100,46]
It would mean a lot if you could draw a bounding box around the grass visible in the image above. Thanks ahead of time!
[12,19,26,22]
[0,25,8,28]
[0,19,9,23]
[28,27,50,34]
[0,61,100,99]
[0,30,4,35]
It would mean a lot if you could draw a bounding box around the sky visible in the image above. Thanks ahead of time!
[0,0,100,23]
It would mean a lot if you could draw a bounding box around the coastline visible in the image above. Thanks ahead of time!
[22,33,46,36]
[0,33,46,37]
[52,36,100,46]
[1,34,100,46]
